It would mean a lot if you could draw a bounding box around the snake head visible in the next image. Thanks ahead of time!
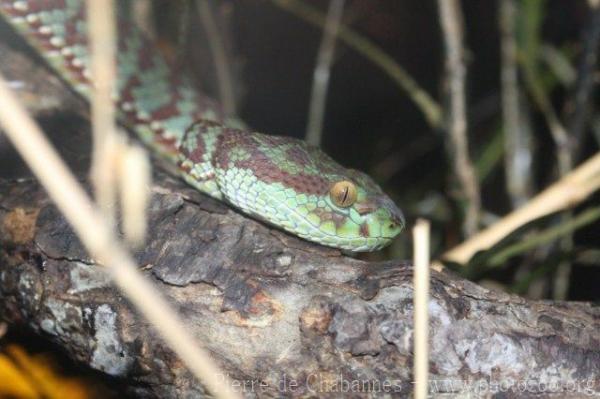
[213,129,405,252]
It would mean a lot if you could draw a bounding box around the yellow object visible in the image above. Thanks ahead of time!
[0,344,89,399]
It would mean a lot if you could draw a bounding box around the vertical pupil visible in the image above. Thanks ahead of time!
[340,186,349,204]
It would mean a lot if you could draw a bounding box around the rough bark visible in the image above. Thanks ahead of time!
[1,173,600,398]
[1,22,600,399]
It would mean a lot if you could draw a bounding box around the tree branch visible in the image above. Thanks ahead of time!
[1,172,600,397]
[437,0,481,236]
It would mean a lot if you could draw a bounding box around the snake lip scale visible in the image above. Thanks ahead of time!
[0,0,405,252]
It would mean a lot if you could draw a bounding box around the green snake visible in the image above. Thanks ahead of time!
[0,0,404,251]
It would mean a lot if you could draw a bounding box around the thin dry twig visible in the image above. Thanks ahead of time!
[437,0,481,236]
[0,72,241,399]
[118,142,151,247]
[88,1,151,254]
[499,0,534,208]
[442,152,600,264]
[196,0,237,116]
[305,0,345,146]
[87,0,119,222]
[271,0,442,128]
[412,219,430,399]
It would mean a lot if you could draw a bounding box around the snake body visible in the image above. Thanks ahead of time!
[0,0,404,251]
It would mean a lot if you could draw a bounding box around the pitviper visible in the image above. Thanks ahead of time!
[0,0,404,251]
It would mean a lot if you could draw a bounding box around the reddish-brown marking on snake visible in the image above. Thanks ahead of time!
[178,120,223,163]
[312,207,346,228]
[360,223,370,238]
[214,130,333,195]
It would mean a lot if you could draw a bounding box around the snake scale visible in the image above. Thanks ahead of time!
[0,0,404,251]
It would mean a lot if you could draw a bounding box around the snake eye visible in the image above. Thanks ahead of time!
[330,180,357,208]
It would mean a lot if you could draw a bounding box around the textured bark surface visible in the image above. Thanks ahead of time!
[1,22,600,399]
[2,174,600,398]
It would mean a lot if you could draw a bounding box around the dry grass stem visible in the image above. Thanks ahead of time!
[437,0,481,236]
[443,152,600,264]
[413,219,430,399]
[87,0,119,222]
[305,0,345,146]
[500,0,533,207]
[119,142,151,247]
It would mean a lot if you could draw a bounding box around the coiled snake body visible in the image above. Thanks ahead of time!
[0,0,404,251]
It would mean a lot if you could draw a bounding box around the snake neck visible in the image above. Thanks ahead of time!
[0,1,239,164]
